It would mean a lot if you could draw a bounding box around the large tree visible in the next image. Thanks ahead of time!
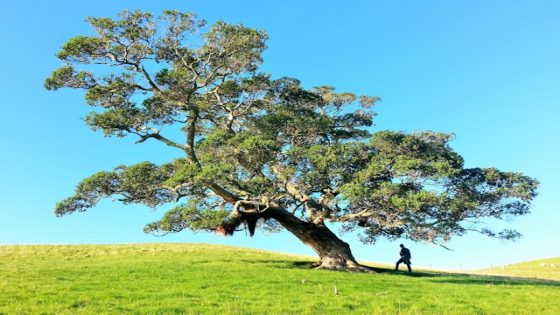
[46,10,538,270]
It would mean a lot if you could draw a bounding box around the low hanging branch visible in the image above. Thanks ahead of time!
[217,198,275,236]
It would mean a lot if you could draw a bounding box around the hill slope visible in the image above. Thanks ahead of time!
[1,244,559,314]
[475,257,560,281]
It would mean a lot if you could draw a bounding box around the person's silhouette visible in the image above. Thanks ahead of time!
[395,244,412,272]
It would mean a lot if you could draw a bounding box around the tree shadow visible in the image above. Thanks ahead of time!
[290,261,316,268]
[279,260,560,287]
[240,258,560,287]
[426,274,560,287]
[240,258,305,266]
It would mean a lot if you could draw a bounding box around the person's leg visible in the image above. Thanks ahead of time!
[395,258,403,270]
[404,258,411,272]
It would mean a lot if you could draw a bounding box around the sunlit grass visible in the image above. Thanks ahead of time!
[1,244,559,314]
[475,257,560,281]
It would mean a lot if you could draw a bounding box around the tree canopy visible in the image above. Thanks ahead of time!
[46,10,538,270]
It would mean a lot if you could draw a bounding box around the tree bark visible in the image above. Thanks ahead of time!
[268,207,371,272]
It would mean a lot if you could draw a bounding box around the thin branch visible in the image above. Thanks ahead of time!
[133,83,152,91]
[270,165,331,223]
[431,241,454,251]
[140,65,161,92]
[134,131,187,152]
[103,50,161,93]
[330,210,374,222]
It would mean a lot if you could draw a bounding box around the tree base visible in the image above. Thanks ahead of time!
[312,259,374,273]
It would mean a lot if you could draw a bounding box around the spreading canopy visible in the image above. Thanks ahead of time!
[47,10,538,254]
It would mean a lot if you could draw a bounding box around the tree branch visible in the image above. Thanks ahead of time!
[270,165,333,224]
[186,109,199,164]
[140,65,161,92]
[103,50,161,93]
[183,108,240,203]
[330,210,374,222]
[133,131,187,152]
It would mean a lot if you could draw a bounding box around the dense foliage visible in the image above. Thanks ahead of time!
[46,10,538,267]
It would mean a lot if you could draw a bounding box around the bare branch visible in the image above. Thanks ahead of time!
[103,49,161,93]
[186,109,200,164]
[133,131,187,152]
[270,165,333,224]
[431,242,454,251]
[330,210,374,223]
[140,65,161,92]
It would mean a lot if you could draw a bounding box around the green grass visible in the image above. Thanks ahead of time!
[1,244,559,314]
[475,257,560,281]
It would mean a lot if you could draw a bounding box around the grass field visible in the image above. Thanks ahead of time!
[475,257,560,281]
[1,244,559,314]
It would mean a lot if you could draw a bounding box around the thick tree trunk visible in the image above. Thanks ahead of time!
[268,207,371,272]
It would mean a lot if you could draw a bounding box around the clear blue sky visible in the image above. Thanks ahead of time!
[1,0,559,270]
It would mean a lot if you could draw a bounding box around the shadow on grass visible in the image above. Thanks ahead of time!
[238,257,560,287]
[426,275,560,287]
[277,260,560,287]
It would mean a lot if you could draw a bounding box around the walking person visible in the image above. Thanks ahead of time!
[395,244,412,272]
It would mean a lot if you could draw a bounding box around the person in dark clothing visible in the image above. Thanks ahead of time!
[395,244,412,272]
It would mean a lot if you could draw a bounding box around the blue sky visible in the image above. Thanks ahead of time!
[0,0,559,270]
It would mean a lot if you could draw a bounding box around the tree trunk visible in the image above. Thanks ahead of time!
[268,207,371,272]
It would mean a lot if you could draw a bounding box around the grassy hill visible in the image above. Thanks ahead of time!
[1,244,559,314]
[475,257,560,281]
